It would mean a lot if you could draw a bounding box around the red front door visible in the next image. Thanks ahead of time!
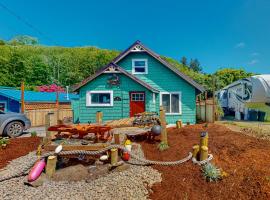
[130,92,145,117]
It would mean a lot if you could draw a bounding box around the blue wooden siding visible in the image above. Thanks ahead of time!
[117,52,196,124]
[0,95,20,112]
[76,73,155,123]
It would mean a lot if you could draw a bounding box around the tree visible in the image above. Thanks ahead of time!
[9,35,38,46]
[0,39,5,45]
[0,35,255,93]
[180,56,188,66]
[189,58,202,72]
[213,68,254,89]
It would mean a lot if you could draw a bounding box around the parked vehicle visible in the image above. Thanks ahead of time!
[216,74,270,120]
[0,111,31,137]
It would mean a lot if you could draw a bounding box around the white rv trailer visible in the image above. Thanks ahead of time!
[217,75,270,118]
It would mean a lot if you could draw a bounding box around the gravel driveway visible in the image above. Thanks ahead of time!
[21,126,46,138]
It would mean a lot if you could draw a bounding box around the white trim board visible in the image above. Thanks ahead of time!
[132,59,148,74]
[86,90,113,107]
[160,91,182,115]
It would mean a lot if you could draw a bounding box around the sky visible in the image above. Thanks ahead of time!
[0,0,269,74]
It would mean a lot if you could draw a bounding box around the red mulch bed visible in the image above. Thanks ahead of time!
[141,124,270,200]
[0,137,41,169]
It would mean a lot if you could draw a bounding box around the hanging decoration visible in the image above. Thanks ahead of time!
[107,74,120,86]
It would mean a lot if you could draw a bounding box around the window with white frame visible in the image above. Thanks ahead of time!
[131,93,144,101]
[160,92,181,114]
[132,59,148,74]
[86,91,113,106]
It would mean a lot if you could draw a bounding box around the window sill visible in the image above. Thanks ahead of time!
[86,104,113,107]
[165,113,182,115]
[132,72,148,75]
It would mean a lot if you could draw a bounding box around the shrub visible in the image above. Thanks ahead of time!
[0,137,10,149]
[202,163,222,182]
[158,141,169,151]
[31,131,37,137]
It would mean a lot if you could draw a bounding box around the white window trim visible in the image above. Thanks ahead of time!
[131,92,145,101]
[86,90,113,107]
[132,59,148,74]
[160,92,182,115]
[152,93,156,104]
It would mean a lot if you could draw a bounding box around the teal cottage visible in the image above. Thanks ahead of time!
[72,41,204,124]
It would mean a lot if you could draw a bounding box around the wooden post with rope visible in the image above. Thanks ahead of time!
[110,148,118,166]
[46,155,57,178]
[200,131,208,148]
[159,106,169,150]
[199,131,209,161]
[192,144,200,158]
[21,82,25,113]
[200,146,208,161]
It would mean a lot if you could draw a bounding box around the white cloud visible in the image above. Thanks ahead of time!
[235,42,246,48]
[248,59,259,65]
[251,52,260,56]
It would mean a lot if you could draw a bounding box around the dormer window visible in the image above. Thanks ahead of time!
[132,59,148,74]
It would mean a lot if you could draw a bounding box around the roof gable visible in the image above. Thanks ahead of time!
[72,63,159,93]
[112,40,204,92]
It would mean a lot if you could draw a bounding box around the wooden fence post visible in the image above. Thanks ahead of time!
[192,145,200,158]
[200,131,208,148]
[96,111,103,124]
[114,133,120,144]
[110,148,118,165]
[159,106,168,147]
[44,112,54,143]
[200,146,208,161]
[176,120,182,129]
[46,155,57,178]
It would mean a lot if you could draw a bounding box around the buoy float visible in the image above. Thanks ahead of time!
[151,125,162,135]
[55,144,63,154]
[100,154,109,161]
[124,139,132,152]
[28,159,46,182]
[122,151,130,161]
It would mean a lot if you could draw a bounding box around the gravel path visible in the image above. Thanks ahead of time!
[0,144,162,200]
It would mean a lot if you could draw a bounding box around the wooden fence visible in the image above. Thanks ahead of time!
[25,109,73,127]
[196,99,215,123]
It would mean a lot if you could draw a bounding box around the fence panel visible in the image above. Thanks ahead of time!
[196,99,214,123]
[25,109,73,127]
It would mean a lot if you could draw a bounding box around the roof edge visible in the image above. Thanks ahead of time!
[72,63,159,93]
[112,41,205,92]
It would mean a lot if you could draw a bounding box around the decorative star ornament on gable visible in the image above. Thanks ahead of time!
[131,44,145,52]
